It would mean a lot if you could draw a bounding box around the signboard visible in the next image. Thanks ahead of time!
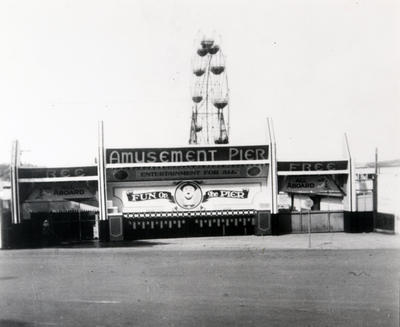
[280,175,345,196]
[18,166,98,179]
[304,198,314,209]
[25,185,96,202]
[277,161,348,172]
[107,165,268,182]
[106,145,269,164]
[174,182,203,209]
[111,180,267,212]
[123,182,250,210]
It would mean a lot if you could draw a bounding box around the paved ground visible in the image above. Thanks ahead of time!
[0,233,399,327]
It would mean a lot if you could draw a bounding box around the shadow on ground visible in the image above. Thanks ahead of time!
[52,239,170,249]
[1,240,170,250]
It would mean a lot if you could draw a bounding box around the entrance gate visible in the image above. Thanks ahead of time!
[31,211,97,245]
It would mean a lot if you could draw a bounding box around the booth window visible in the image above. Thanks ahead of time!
[278,174,346,212]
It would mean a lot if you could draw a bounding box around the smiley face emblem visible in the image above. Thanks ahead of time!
[175,181,202,209]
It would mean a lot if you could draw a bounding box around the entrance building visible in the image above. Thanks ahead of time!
[9,164,99,246]
[276,159,355,233]
[104,145,275,240]
[4,121,373,247]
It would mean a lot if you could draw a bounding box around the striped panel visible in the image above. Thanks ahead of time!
[122,209,256,219]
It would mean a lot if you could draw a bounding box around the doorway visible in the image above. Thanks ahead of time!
[31,211,97,245]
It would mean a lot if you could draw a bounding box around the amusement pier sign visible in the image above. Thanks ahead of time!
[106,145,269,164]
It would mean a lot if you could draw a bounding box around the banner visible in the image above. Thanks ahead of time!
[118,181,259,211]
[203,189,249,202]
[278,161,348,172]
[280,176,344,196]
[26,186,96,201]
[107,164,268,182]
[19,166,98,179]
[126,191,174,203]
[106,145,269,164]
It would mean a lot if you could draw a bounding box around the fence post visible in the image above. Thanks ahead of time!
[308,210,311,249]
[300,209,303,232]
[328,211,331,232]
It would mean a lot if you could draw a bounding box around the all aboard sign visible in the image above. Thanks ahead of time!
[26,185,96,201]
[106,145,269,164]
[280,175,345,197]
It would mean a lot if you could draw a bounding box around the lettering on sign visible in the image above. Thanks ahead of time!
[108,165,268,182]
[126,191,174,203]
[278,161,348,172]
[124,182,251,210]
[28,187,94,201]
[53,189,85,196]
[18,166,98,179]
[280,176,345,196]
[106,146,269,164]
[203,189,249,202]
[46,168,85,178]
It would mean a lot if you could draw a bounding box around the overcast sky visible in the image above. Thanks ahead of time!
[0,0,399,166]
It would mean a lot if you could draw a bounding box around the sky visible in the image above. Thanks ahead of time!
[0,0,399,167]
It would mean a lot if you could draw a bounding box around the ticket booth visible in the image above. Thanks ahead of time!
[14,166,99,246]
[276,160,354,233]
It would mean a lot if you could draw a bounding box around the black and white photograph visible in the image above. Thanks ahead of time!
[0,0,399,326]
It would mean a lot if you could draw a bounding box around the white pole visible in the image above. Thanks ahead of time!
[10,140,20,224]
[308,209,311,249]
[267,118,278,214]
[344,133,355,212]
[0,201,3,249]
[97,121,107,221]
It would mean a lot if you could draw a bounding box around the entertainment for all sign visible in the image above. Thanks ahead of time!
[106,145,269,164]
[108,165,268,182]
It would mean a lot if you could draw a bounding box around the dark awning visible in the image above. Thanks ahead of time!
[22,201,99,213]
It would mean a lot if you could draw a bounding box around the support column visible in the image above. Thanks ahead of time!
[267,118,278,214]
[344,133,356,212]
[10,140,20,224]
[373,148,378,230]
[97,121,108,222]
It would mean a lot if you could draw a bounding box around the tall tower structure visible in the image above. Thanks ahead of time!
[189,36,230,145]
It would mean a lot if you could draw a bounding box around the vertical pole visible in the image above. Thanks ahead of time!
[267,118,278,215]
[205,55,212,144]
[291,194,294,211]
[78,206,82,241]
[328,210,331,232]
[344,133,355,212]
[308,209,311,248]
[272,120,278,215]
[300,208,303,232]
[97,121,107,222]
[10,140,20,224]
[373,148,378,230]
[0,200,3,249]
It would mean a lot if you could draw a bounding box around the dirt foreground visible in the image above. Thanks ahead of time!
[0,233,399,327]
